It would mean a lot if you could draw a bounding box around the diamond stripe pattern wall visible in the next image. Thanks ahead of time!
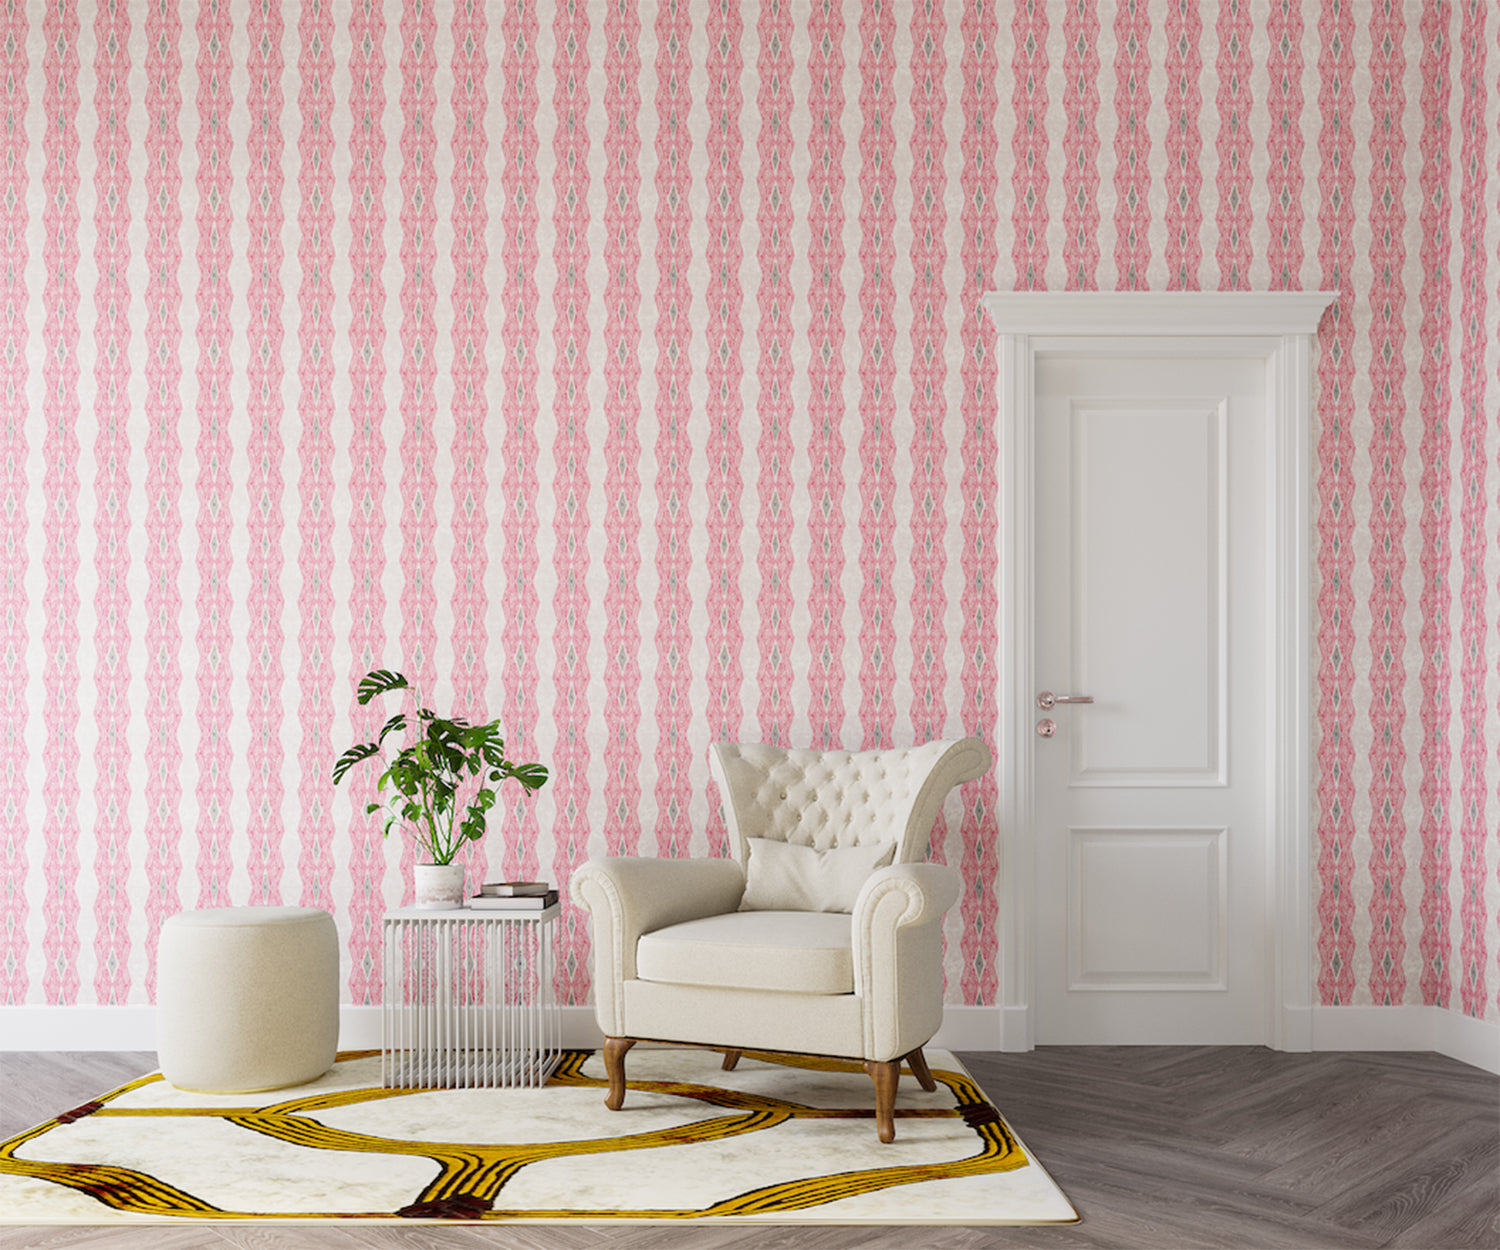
[0,0,1494,1028]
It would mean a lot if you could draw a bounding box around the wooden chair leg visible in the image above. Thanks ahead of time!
[906,1046,938,1092]
[602,1037,636,1111]
[721,1048,742,1071]
[864,1058,900,1144]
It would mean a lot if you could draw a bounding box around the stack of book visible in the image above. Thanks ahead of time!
[466,881,558,910]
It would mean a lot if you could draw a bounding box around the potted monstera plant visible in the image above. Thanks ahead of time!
[332,669,549,908]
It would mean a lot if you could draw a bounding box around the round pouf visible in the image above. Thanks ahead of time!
[157,906,339,1093]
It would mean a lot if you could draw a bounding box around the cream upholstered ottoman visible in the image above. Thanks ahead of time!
[157,906,339,1093]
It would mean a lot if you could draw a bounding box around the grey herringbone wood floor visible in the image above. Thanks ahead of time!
[1,1047,1495,1249]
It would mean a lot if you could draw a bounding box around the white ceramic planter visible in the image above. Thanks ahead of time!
[414,862,465,910]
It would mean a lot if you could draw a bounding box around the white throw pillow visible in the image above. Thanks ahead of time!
[738,837,896,913]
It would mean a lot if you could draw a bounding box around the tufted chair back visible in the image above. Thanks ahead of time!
[708,737,992,868]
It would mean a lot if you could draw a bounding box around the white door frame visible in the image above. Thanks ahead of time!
[981,291,1337,1053]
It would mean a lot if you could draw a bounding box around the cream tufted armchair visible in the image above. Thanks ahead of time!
[569,737,992,1143]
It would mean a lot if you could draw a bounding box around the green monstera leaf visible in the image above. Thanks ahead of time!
[332,670,549,866]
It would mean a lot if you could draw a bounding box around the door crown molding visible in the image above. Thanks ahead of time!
[981,290,1337,338]
[983,290,1336,1053]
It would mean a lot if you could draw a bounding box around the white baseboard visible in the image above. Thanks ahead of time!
[0,1006,159,1051]
[929,1006,1002,1052]
[2,1004,1000,1056]
[7,1003,1494,1074]
[349,1006,1007,1054]
[0,1005,606,1055]
[1311,1005,1499,1074]
[332,1006,605,1051]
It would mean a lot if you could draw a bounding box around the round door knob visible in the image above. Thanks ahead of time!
[1036,718,1057,738]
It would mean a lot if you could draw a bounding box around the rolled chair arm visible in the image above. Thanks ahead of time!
[852,862,961,932]
[570,856,746,1036]
[850,862,961,1060]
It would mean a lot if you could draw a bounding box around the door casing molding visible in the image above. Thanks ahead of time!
[981,291,1337,1052]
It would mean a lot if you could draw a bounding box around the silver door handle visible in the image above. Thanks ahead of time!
[1036,691,1094,709]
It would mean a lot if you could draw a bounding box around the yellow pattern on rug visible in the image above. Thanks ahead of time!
[0,1048,1077,1224]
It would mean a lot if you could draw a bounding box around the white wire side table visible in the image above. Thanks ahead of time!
[380,904,561,1089]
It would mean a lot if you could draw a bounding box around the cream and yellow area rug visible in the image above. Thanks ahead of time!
[0,1047,1077,1225]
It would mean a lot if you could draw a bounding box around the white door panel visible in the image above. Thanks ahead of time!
[1035,353,1267,1044]
[1068,826,1226,990]
[1069,398,1225,784]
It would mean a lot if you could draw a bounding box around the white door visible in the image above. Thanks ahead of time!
[1033,350,1269,1044]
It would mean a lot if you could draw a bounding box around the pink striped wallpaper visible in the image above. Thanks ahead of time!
[0,0,1495,1024]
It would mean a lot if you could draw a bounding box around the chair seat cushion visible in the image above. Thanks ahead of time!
[635,911,854,995]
